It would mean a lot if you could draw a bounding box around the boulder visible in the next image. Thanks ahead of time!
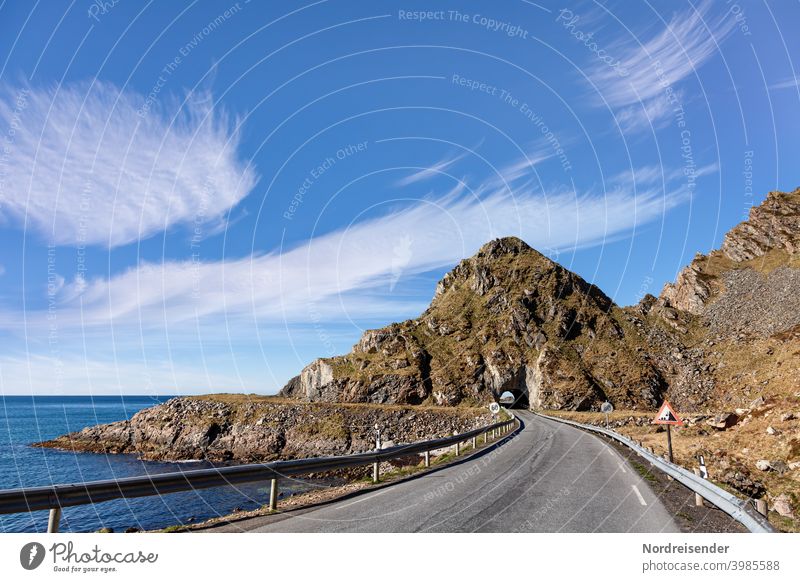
[772,494,795,518]
[706,412,739,430]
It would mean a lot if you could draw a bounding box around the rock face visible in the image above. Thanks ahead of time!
[721,190,800,261]
[36,396,493,463]
[660,188,800,320]
[282,237,667,411]
[659,256,711,315]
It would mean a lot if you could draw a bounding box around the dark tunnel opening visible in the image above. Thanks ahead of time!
[499,390,529,409]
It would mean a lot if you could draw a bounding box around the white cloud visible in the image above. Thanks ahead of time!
[394,151,469,187]
[770,77,799,90]
[4,160,688,332]
[589,2,734,131]
[610,162,718,187]
[0,81,257,247]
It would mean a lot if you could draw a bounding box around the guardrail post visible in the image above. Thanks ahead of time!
[47,507,62,533]
[471,436,477,449]
[756,498,768,518]
[372,461,380,483]
[424,451,430,468]
[692,469,704,507]
[455,441,461,456]
[483,431,488,444]
[269,478,278,511]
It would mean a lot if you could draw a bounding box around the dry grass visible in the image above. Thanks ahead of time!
[192,393,489,417]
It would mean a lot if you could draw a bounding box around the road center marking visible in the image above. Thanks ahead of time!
[632,485,647,506]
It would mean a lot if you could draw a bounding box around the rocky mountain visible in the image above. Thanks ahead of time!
[652,188,800,409]
[282,237,669,411]
[282,188,800,413]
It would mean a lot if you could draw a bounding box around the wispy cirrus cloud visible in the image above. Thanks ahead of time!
[0,81,257,247]
[393,151,469,187]
[769,77,799,90]
[610,162,718,187]
[3,158,691,333]
[589,2,735,132]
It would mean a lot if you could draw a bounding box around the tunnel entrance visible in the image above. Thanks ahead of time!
[499,389,529,409]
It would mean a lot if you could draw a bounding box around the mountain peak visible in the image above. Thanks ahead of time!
[433,236,557,300]
[475,236,535,257]
[282,235,659,411]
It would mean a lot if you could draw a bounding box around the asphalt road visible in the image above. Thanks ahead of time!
[239,410,680,533]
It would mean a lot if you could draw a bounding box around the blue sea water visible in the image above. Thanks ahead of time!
[0,395,328,533]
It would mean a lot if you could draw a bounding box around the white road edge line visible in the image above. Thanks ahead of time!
[632,485,647,506]
[617,462,627,474]
[337,487,392,509]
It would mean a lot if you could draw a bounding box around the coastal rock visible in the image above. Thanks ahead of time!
[36,396,493,463]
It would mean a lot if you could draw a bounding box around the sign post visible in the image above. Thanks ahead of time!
[600,401,614,428]
[652,400,683,463]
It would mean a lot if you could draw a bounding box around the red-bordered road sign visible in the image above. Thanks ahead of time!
[653,400,683,425]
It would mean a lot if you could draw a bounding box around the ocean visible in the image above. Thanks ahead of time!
[0,395,328,533]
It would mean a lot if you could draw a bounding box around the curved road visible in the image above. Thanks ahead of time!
[235,410,679,533]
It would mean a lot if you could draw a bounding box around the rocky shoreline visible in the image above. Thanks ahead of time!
[35,395,493,464]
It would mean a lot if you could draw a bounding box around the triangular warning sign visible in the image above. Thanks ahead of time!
[653,400,683,425]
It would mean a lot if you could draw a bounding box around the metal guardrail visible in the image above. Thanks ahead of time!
[534,412,775,533]
[0,415,516,532]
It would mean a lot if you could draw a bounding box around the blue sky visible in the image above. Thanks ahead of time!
[0,0,798,395]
